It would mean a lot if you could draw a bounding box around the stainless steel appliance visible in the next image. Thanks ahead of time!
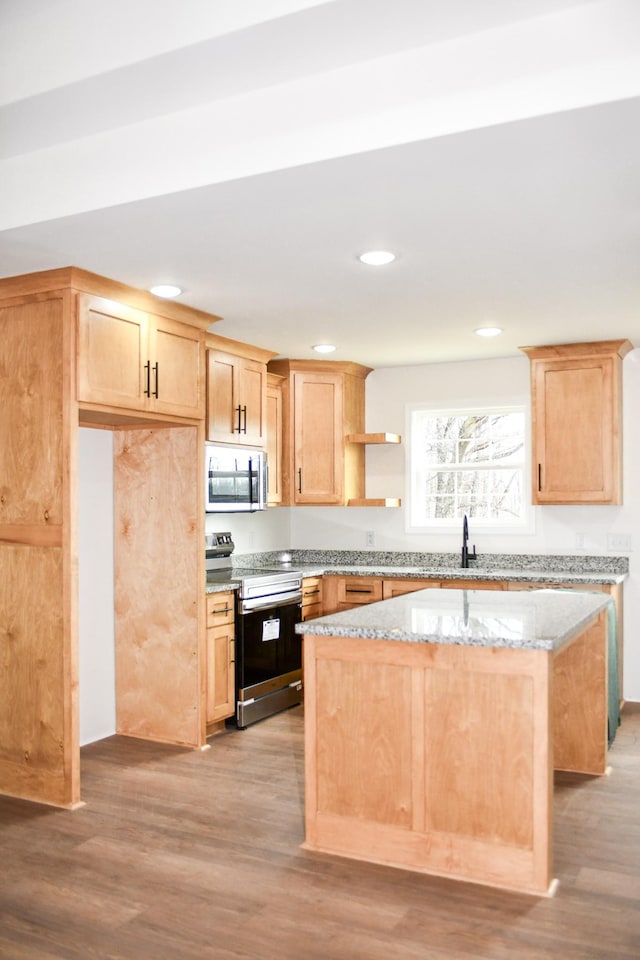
[206,532,303,728]
[205,444,267,513]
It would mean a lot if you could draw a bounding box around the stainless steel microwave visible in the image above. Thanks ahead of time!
[205,444,267,512]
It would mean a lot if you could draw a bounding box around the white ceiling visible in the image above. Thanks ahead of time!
[1,0,639,368]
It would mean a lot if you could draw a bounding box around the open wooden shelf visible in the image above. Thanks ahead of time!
[347,498,402,507]
[346,432,402,444]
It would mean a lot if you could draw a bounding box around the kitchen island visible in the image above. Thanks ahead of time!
[298,587,612,896]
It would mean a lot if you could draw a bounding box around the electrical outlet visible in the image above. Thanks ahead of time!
[365,530,376,548]
[607,533,632,552]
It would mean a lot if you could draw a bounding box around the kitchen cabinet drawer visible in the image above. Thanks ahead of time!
[301,601,323,622]
[443,580,505,591]
[302,576,323,605]
[337,576,382,609]
[206,591,235,626]
[382,578,440,599]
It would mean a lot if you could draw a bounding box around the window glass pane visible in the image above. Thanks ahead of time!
[410,406,526,527]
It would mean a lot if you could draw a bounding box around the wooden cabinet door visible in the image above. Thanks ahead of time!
[206,350,266,446]
[207,350,236,441]
[150,315,204,419]
[206,623,235,724]
[522,341,632,506]
[78,294,148,410]
[206,591,235,725]
[78,295,204,418]
[293,371,343,504]
[237,356,267,446]
[301,576,323,619]
[266,374,283,504]
[533,357,615,504]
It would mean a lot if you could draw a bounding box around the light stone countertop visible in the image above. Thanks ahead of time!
[291,563,626,584]
[295,587,611,652]
[205,552,628,594]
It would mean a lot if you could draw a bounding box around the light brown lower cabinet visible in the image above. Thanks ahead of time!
[301,576,323,622]
[321,574,622,689]
[206,592,236,731]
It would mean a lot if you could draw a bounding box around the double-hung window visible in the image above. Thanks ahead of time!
[407,404,529,531]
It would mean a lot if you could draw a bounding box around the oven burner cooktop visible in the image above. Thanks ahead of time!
[206,566,302,584]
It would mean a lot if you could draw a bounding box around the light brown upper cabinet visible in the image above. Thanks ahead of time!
[520,340,633,505]
[266,372,284,504]
[78,294,206,419]
[268,359,372,505]
[206,334,277,447]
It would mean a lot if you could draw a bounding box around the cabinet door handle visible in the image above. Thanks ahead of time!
[144,361,151,397]
[298,467,302,493]
[241,405,247,433]
[235,405,242,433]
[538,463,542,492]
[153,362,159,399]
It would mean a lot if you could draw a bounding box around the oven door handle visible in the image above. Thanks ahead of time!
[238,592,302,615]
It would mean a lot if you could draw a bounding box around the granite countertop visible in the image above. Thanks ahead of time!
[291,563,626,585]
[205,551,628,593]
[295,587,611,652]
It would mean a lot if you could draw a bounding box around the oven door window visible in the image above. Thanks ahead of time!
[237,602,301,690]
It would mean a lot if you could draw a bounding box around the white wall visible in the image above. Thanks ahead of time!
[205,505,292,555]
[289,352,640,701]
[78,427,116,745]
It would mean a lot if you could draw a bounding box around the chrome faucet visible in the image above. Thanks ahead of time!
[461,513,477,568]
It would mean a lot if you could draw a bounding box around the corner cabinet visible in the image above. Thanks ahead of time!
[206,334,277,447]
[78,294,207,419]
[267,358,372,505]
[520,340,633,505]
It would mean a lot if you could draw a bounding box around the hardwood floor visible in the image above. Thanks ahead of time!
[1,703,639,960]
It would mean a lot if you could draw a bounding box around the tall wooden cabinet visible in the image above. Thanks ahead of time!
[268,359,372,505]
[520,340,633,505]
[206,333,277,447]
[0,267,219,809]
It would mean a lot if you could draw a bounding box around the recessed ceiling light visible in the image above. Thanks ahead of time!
[149,284,182,298]
[313,344,336,354]
[359,250,396,266]
[474,326,503,338]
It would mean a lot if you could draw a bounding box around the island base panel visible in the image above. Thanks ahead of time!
[303,635,553,895]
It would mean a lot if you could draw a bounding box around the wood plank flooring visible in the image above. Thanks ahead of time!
[1,703,639,960]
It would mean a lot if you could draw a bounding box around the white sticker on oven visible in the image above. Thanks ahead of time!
[262,618,280,641]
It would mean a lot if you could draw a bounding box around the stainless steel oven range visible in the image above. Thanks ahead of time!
[205,532,303,729]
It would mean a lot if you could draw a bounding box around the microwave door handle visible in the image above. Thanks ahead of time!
[248,457,254,508]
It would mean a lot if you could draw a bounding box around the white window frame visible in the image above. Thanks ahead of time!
[404,400,534,535]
